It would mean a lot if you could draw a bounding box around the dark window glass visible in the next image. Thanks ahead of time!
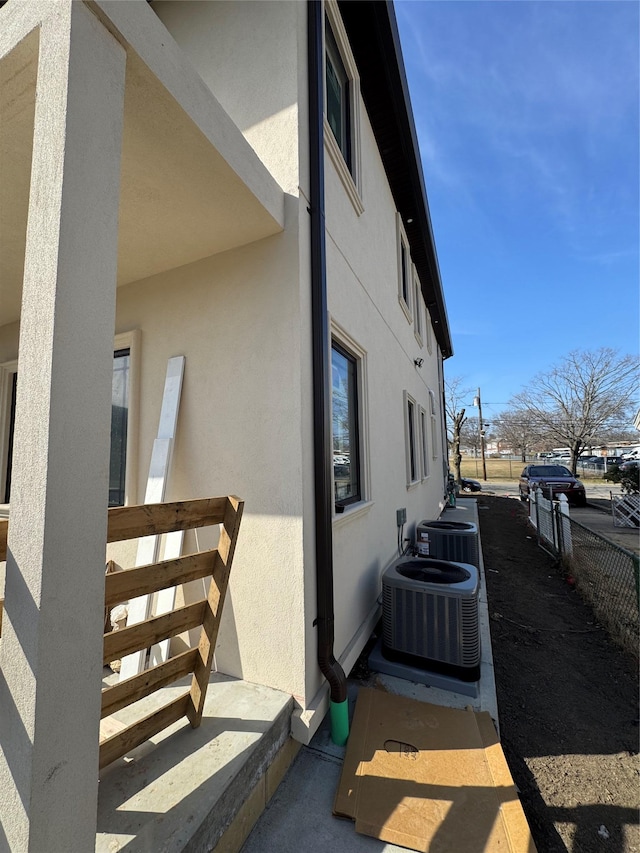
[325,19,351,170]
[401,241,409,305]
[407,398,416,482]
[4,372,17,502]
[4,352,130,507]
[109,349,130,507]
[332,342,360,507]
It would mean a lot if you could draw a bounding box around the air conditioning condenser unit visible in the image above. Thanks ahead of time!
[382,556,480,682]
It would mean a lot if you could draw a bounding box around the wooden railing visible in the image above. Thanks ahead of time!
[0,496,244,770]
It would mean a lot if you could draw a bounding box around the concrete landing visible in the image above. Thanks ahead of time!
[96,673,293,853]
[241,498,502,853]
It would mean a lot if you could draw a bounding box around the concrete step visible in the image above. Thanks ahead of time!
[96,672,294,853]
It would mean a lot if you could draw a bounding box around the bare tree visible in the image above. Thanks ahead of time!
[444,376,472,482]
[511,348,639,474]
[494,409,545,462]
[460,416,481,456]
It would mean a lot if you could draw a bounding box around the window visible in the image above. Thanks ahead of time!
[0,332,139,507]
[332,341,361,508]
[425,307,433,354]
[397,216,412,321]
[325,18,351,171]
[419,406,429,479]
[109,348,130,507]
[413,270,423,345]
[324,2,363,213]
[404,392,419,486]
[429,389,439,460]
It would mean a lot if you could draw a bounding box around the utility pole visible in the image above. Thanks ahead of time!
[474,388,487,481]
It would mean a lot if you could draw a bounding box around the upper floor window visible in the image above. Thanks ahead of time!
[413,270,423,345]
[325,19,351,171]
[397,216,412,322]
[324,2,363,214]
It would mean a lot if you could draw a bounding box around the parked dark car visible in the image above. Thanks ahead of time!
[619,459,640,473]
[519,464,587,506]
[460,477,482,493]
[591,456,625,469]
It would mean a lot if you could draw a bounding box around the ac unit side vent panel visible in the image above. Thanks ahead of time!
[416,520,480,568]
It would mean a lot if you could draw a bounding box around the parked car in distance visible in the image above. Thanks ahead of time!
[591,456,625,468]
[619,459,640,473]
[460,477,482,493]
[519,464,587,506]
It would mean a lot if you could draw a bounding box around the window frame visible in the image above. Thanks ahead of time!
[323,0,363,215]
[419,405,430,480]
[425,306,433,354]
[0,330,140,508]
[0,360,18,505]
[397,215,412,322]
[404,391,420,488]
[413,267,423,346]
[429,389,439,460]
[330,325,369,517]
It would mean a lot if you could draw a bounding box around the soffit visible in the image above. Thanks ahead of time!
[0,3,285,327]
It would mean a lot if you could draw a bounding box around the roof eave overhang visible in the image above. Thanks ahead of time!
[338,0,453,358]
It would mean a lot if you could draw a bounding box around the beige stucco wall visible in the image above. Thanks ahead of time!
[321,69,447,697]
[111,201,311,701]
[152,0,305,197]
[0,0,448,726]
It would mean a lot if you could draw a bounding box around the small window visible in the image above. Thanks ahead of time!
[420,406,429,479]
[429,389,439,460]
[414,271,423,344]
[404,392,419,486]
[397,216,412,321]
[332,341,361,508]
[425,307,433,354]
[325,18,351,171]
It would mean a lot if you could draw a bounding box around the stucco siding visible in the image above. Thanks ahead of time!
[152,0,305,196]
[323,77,445,676]
[112,208,309,701]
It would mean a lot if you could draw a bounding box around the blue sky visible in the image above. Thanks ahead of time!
[396,0,639,424]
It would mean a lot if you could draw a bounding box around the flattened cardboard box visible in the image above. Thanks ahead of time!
[334,688,536,852]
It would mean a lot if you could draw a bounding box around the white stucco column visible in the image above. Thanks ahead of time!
[0,4,126,851]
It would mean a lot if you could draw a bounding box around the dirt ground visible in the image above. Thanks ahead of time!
[478,494,639,853]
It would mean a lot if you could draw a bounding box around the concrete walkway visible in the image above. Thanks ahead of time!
[241,498,499,853]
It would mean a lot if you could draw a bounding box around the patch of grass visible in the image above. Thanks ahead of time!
[452,457,606,481]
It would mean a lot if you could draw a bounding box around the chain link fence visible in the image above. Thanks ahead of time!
[556,515,639,658]
[528,489,639,657]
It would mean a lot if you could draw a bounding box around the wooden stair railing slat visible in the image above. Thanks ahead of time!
[101,649,198,718]
[103,600,206,665]
[187,495,244,728]
[99,693,189,770]
[104,549,217,609]
[1,495,243,768]
[107,497,227,543]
